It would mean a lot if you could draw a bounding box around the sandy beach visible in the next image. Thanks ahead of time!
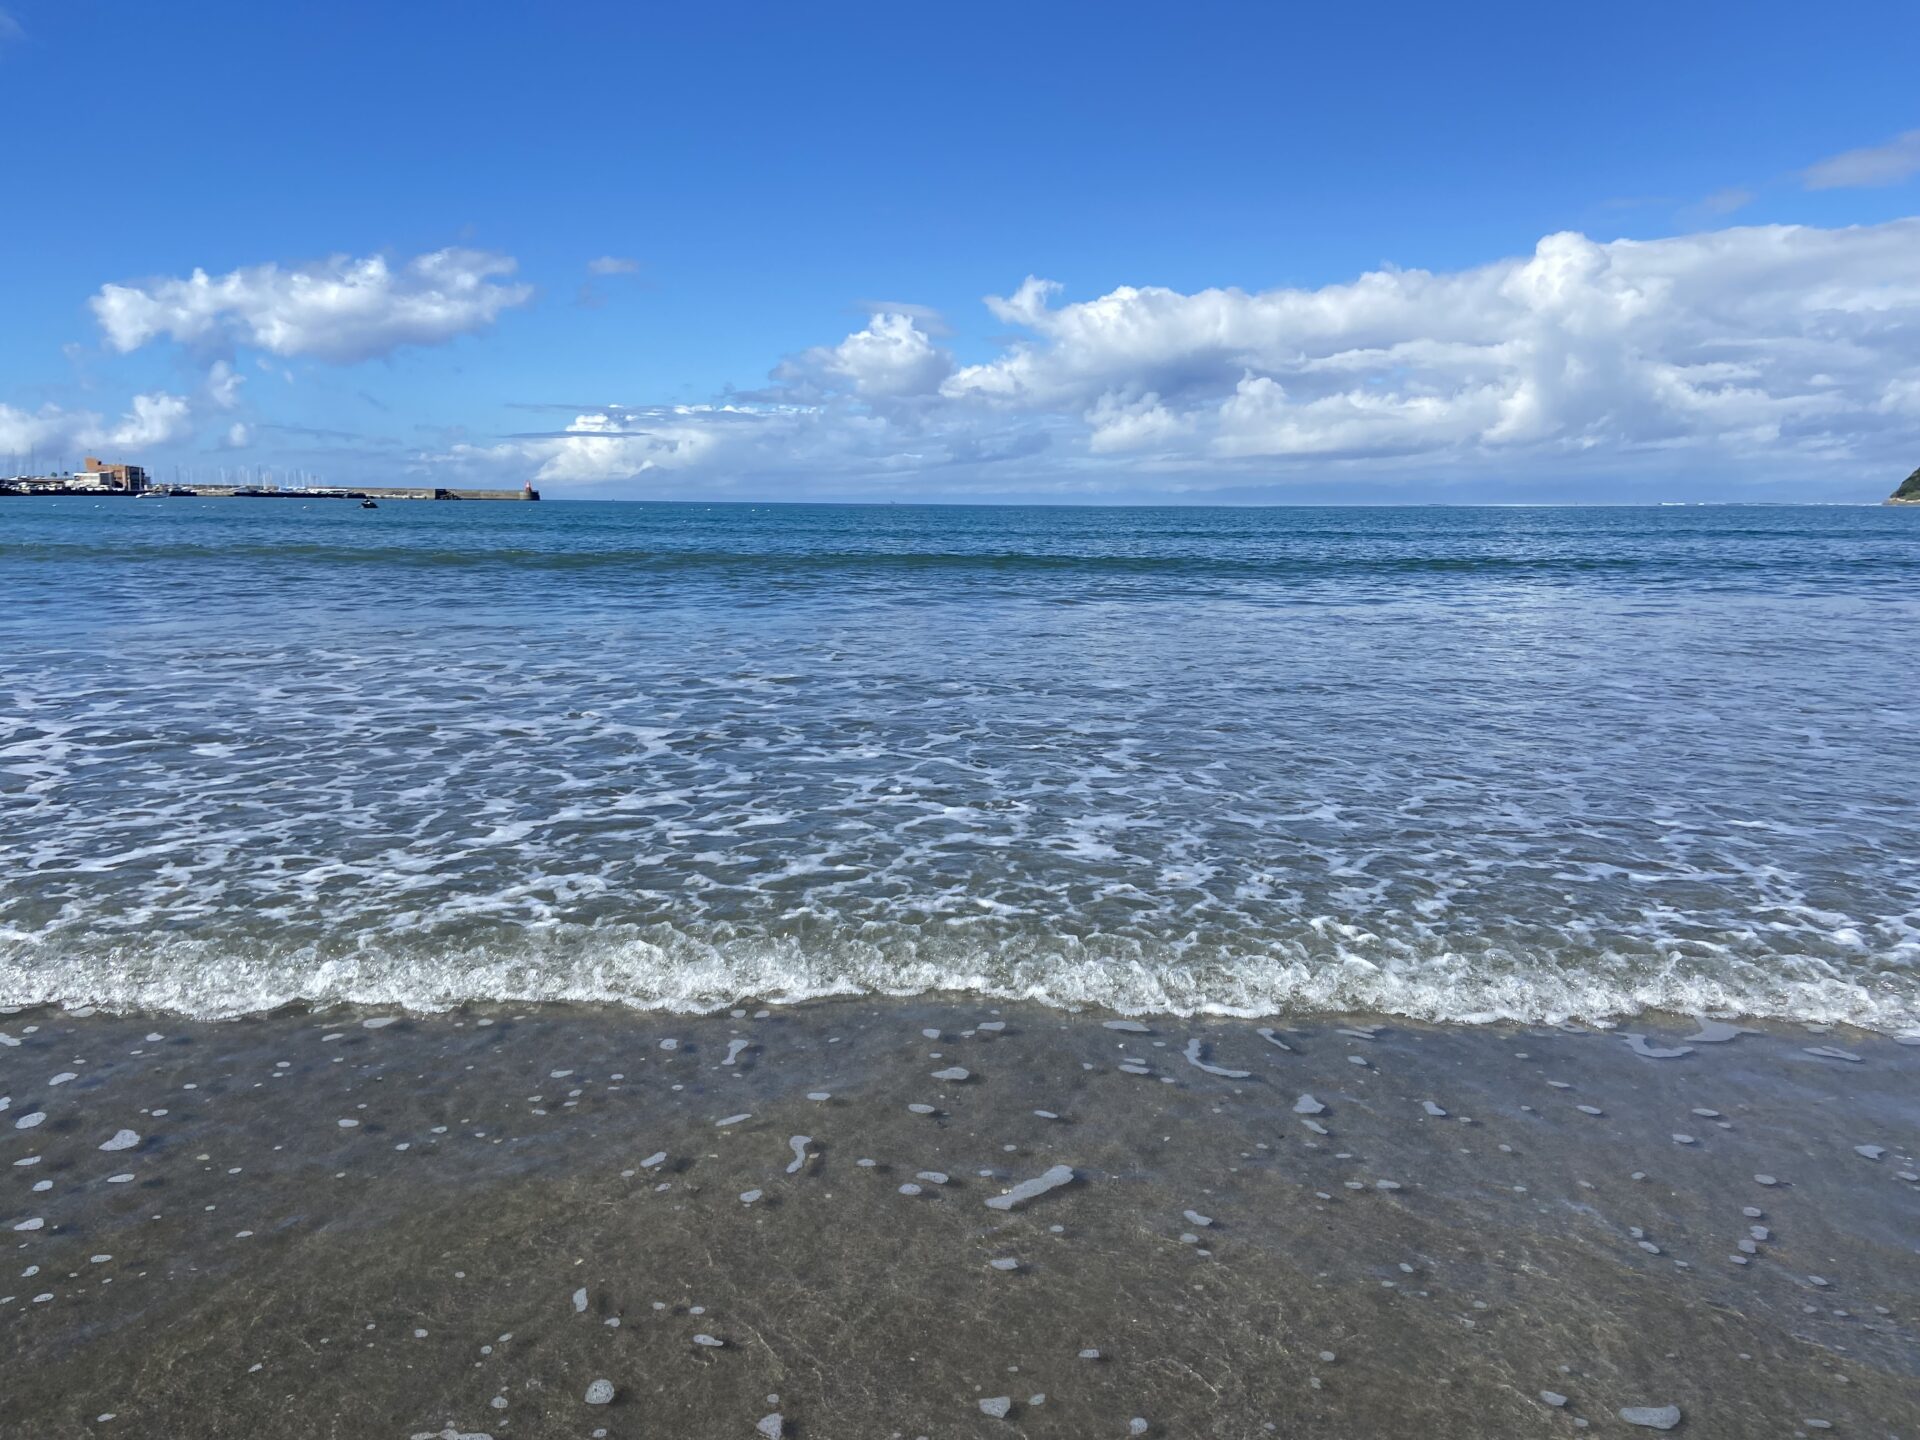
[3,999,1915,1438]
[8,5,1920,1435]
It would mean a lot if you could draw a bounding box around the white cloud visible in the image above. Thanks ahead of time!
[586,255,640,276]
[90,248,533,363]
[850,300,952,336]
[1084,390,1191,453]
[206,359,246,408]
[940,221,1920,466]
[1802,130,1920,190]
[424,217,1920,496]
[105,392,193,448]
[0,9,23,49]
[223,422,251,450]
[429,405,842,491]
[774,311,954,400]
[0,392,194,462]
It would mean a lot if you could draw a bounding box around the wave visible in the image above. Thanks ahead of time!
[6,541,1916,603]
[3,924,1913,1029]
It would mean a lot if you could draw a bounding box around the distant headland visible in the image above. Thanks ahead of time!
[1890,468,1920,505]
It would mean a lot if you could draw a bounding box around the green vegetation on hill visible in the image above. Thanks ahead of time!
[1895,468,1920,501]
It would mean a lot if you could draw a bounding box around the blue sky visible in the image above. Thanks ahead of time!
[5,0,1920,502]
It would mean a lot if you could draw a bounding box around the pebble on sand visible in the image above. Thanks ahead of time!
[931,1067,971,1082]
[1293,1094,1326,1115]
[1619,1404,1682,1430]
[756,1415,784,1439]
[99,1129,140,1152]
[980,1396,1013,1418]
[1183,1039,1251,1078]
[1103,1021,1151,1033]
[985,1164,1076,1211]
[584,1379,615,1405]
[1622,1035,1694,1059]
[1684,1019,1754,1044]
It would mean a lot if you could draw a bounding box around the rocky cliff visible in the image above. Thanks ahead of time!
[1890,468,1920,504]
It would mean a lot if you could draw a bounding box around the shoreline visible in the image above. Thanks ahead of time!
[3,996,1916,1437]
[9,992,1919,1039]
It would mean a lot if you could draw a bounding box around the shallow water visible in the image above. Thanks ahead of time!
[2,497,1917,1024]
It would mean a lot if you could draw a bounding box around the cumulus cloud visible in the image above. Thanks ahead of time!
[942,220,1920,464]
[1802,130,1920,190]
[773,311,954,401]
[106,392,194,447]
[206,359,246,408]
[850,300,952,336]
[424,217,1920,496]
[90,248,532,363]
[0,391,194,461]
[586,255,640,276]
[430,405,834,490]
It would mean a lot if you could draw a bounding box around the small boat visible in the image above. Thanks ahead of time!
[360,499,379,510]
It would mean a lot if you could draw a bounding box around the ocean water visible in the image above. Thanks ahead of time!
[2,497,1916,1027]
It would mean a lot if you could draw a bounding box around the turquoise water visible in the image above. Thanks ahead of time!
[2,496,1916,1025]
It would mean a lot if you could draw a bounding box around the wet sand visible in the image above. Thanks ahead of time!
[2,1000,1916,1438]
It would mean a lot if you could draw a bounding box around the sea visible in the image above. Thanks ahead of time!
[2,497,1916,1028]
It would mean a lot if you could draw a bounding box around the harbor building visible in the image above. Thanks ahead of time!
[3,460,537,501]
[1,457,149,494]
[77,456,149,492]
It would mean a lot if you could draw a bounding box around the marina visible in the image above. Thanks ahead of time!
[0,465,540,503]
